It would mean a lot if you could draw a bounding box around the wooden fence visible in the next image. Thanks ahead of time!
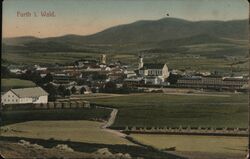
[123,126,249,137]
[1,101,91,110]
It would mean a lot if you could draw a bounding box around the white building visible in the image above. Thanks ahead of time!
[124,70,137,78]
[1,87,48,105]
[138,56,169,81]
[34,65,47,71]
[9,68,22,75]
[143,76,163,85]
[138,63,170,81]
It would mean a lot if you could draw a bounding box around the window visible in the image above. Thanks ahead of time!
[16,99,18,102]
[32,97,39,102]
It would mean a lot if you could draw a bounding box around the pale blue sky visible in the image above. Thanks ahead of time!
[3,0,249,37]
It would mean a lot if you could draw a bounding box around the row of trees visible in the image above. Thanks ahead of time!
[43,84,88,101]
[16,70,59,101]
[20,70,53,86]
[1,66,17,78]
[43,84,71,101]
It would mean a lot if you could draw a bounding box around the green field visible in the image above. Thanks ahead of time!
[1,108,112,126]
[2,52,100,65]
[1,120,131,145]
[89,93,248,128]
[1,78,36,91]
[130,134,247,156]
[2,52,248,74]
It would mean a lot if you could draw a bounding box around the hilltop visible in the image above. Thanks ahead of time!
[3,17,248,55]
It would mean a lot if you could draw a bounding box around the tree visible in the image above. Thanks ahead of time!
[167,73,182,85]
[31,72,43,86]
[20,70,32,80]
[65,89,71,96]
[1,66,12,78]
[58,85,67,97]
[20,70,43,86]
[80,87,86,94]
[71,86,77,94]
[104,81,116,93]
[43,73,53,83]
[43,83,57,101]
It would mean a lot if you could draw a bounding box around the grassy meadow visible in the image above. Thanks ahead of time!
[1,108,112,126]
[1,120,131,145]
[2,52,100,65]
[130,134,248,156]
[89,93,248,128]
[1,78,36,91]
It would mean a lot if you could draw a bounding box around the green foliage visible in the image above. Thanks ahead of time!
[43,73,53,83]
[167,73,182,84]
[65,89,71,96]
[57,85,67,97]
[1,66,14,78]
[20,70,44,86]
[71,86,77,94]
[43,83,57,101]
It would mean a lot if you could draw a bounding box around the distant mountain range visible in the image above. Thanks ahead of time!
[3,18,249,55]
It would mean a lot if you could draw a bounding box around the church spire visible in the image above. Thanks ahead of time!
[138,54,143,69]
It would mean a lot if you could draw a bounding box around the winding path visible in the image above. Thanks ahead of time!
[97,106,127,138]
[102,108,118,129]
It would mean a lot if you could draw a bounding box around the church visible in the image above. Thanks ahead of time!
[137,56,169,84]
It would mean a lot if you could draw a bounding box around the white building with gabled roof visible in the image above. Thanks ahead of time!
[138,56,169,79]
[139,63,169,78]
[1,87,48,105]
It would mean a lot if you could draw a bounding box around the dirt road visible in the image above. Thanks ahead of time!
[102,108,118,129]
[98,106,127,138]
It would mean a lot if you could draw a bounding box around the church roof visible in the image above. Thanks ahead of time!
[140,63,165,70]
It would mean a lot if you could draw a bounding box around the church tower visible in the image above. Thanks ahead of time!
[100,54,106,64]
[138,55,143,69]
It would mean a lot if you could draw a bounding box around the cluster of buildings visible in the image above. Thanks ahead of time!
[36,54,171,90]
[1,54,249,105]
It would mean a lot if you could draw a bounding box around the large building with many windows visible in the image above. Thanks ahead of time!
[176,76,248,90]
[1,87,48,105]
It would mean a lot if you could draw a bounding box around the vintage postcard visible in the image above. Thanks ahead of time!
[1,0,249,159]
